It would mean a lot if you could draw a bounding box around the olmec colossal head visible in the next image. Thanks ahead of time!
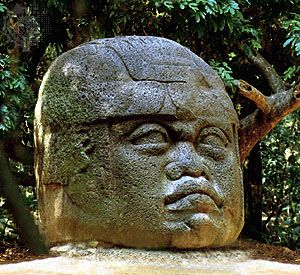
[35,36,244,249]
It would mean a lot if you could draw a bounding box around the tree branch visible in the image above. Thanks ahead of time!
[13,173,36,187]
[68,0,84,49]
[238,80,272,113]
[238,45,299,161]
[0,143,48,255]
[242,45,287,94]
[238,81,300,162]
[4,141,33,165]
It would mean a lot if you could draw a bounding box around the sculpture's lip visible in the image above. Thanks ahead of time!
[164,178,223,210]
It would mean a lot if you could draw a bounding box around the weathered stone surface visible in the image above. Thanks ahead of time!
[34,36,244,248]
[1,247,300,274]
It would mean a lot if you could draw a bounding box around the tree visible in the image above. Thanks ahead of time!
[0,0,299,249]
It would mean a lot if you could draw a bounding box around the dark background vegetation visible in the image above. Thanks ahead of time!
[0,0,299,252]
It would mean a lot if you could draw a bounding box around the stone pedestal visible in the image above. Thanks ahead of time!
[0,245,299,274]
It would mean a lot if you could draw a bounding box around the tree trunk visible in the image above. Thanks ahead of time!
[0,145,48,255]
[242,144,263,240]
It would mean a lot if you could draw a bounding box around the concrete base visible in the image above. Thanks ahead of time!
[0,245,299,274]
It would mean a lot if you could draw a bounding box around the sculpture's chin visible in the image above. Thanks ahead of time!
[106,216,243,249]
[42,217,242,249]
[169,225,240,249]
[158,212,242,249]
[111,229,241,250]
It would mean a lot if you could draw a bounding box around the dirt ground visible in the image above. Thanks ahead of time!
[0,239,299,265]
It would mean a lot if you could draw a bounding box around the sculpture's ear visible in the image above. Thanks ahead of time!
[238,80,300,163]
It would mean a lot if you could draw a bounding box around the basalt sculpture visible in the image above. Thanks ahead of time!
[34,36,244,248]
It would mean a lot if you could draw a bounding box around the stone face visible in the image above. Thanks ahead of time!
[34,36,244,248]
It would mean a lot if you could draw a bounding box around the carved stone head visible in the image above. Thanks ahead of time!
[35,36,244,248]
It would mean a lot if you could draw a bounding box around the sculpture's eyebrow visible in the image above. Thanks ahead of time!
[166,118,234,143]
[109,114,177,137]
[110,114,234,143]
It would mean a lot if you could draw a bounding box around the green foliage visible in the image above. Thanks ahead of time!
[209,59,238,95]
[154,0,251,37]
[105,0,260,53]
[281,13,300,57]
[0,2,6,12]
[283,65,300,82]
[0,55,34,136]
[0,186,37,242]
[156,0,242,22]
[46,0,68,11]
[0,1,41,52]
[0,198,18,242]
[261,111,300,250]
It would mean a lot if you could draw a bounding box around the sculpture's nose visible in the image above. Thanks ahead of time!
[165,142,211,181]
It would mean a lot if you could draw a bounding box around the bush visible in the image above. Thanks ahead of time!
[261,110,300,251]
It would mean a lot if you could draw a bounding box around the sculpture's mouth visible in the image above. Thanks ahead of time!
[164,178,223,213]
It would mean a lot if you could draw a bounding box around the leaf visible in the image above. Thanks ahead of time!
[207,0,216,6]
[230,8,236,15]
[229,0,239,10]
[188,2,199,12]
[0,3,6,13]
[163,0,174,9]
[283,37,294,47]
[200,11,206,19]
[0,105,8,113]
[205,5,213,14]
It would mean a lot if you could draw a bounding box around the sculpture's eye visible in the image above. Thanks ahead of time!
[196,127,229,160]
[132,131,168,145]
[128,123,169,154]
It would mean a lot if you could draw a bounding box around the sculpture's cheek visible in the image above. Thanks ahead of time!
[110,145,168,220]
[210,156,244,246]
